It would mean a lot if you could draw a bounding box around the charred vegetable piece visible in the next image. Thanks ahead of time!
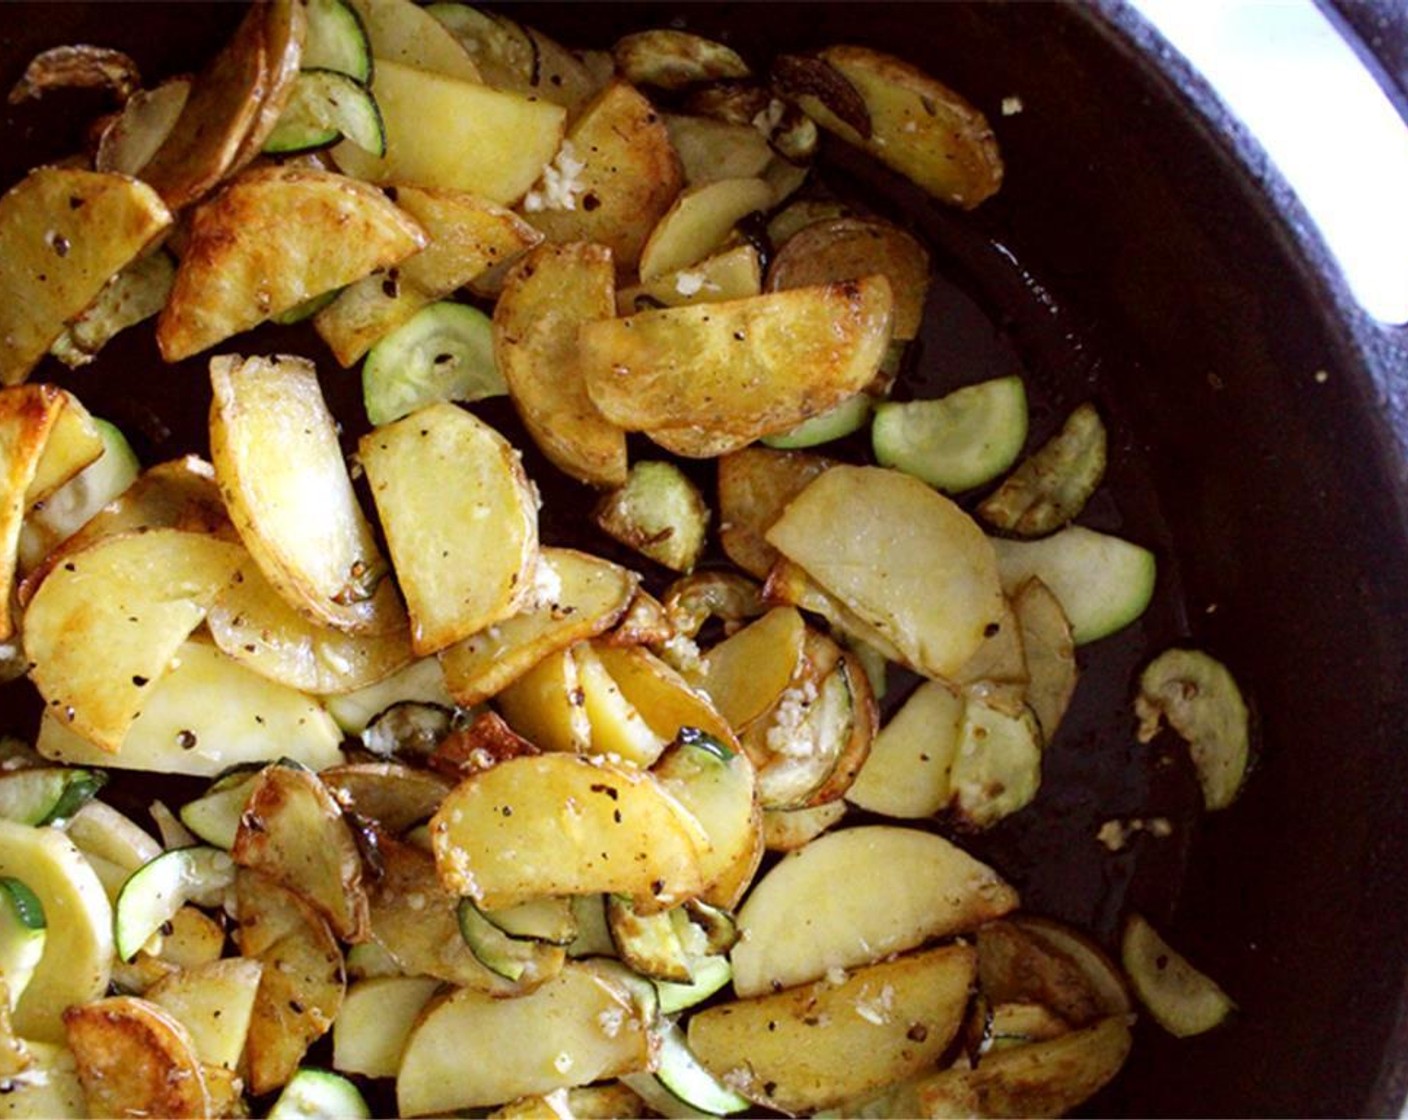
[979,402,1108,536]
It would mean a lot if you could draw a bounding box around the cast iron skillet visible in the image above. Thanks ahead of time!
[3,2,1408,1116]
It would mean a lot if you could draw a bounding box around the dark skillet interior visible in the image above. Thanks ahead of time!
[4,2,1408,1116]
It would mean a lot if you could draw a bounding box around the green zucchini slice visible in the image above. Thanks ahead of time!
[264,68,386,156]
[112,846,235,962]
[872,375,1028,492]
[362,301,504,427]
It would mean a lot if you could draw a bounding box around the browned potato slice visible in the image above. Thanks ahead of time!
[766,216,931,340]
[493,242,627,487]
[346,0,480,80]
[592,643,739,751]
[231,0,308,166]
[211,354,399,636]
[523,81,683,275]
[430,752,708,912]
[147,957,263,1071]
[63,997,210,1119]
[846,679,964,819]
[777,45,1002,209]
[138,1,268,209]
[0,1039,85,1117]
[1012,576,1078,741]
[333,974,440,1079]
[322,762,453,834]
[24,389,102,506]
[616,242,762,316]
[661,570,765,639]
[951,595,1028,693]
[334,59,565,205]
[397,963,651,1116]
[977,921,1112,1029]
[763,556,908,666]
[0,168,171,384]
[158,167,426,360]
[604,588,675,647]
[8,44,142,103]
[638,177,774,282]
[441,548,638,706]
[689,944,975,1112]
[696,606,806,729]
[613,30,749,90]
[495,645,593,754]
[24,528,243,751]
[766,465,1004,680]
[717,446,837,579]
[0,386,68,639]
[232,765,370,941]
[762,800,846,852]
[643,424,756,460]
[581,279,892,445]
[664,115,774,186]
[576,642,669,766]
[360,402,539,655]
[96,78,191,177]
[1121,913,1234,1037]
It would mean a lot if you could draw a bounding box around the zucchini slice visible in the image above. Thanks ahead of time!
[761,392,872,450]
[0,877,46,1011]
[622,1021,751,1117]
[268,1067,372,1120]
[178,768,262,850]
[655,952,732,1015]
[948,700,1043,830]
[456,898,565,982]
[872,376,1028,493]
[361,301,504,427]
[979,402,1107,537]
[594,461,711,574]
[113,846,236,962]
[605,895,693,983]
[479,896,578,946]
[1121,913,1234,1037]
[265,68,386,156]
[303,0,373,83]
[0,766,105,828]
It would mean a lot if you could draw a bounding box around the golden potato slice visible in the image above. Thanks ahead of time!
[0,168,171,384]
[316,186,541,366]
[978,920,1114,1031]
[0,386,68,639]
[0,1039,85,1117]
[360,402,539,655]
[430,753,708,912]
[592,643,739,752]
[638,177,774,282]
[24,389,102,506]
[36,640,345,776]
[690,945,976,1112]
[1012,576,1077,741]
[63,997,210,1119]
[441,548,637,706]
[147,957,263,1071]
[232,765,370,942]
[493,242,627,487]
[210,354,398,635]
[346,0,480,80]
[696,606,806,730]
[491,1084,648,1120]
[24,528,243,751]
[495,646,594,755]
[581,278,893,444]
[717,446,837,579]
[846,679,964,819]
[397,963,651,1116]
[233,0,308,166]
[613,30,750,91]
[523,81,683,275]
[334,59,565,205]
[766,465,1004,680]
[762,556,909,666]
[731,825,1017,997]
[574,642,669,767]
[333,975,440,1079]
[158,167,426,360]
[762,800,846,852]
[617,242,762,315]
[9,44,142,104]
[777,45,1002,209]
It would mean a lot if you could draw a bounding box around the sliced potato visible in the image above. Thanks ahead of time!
[777,45,1002,209]
[575,643,669,767]
[731,825,1017,997]
[977,921,1111,1030]
[591,643,739,752]
[523,81,683,275]
[9,44,142,104]
[345,0,480,80]
[147,957,263,1070]
[231,0,308,167]
[334,59,565,204]
[638,177,774,282]
[717,446,837,579]
[430,753,707,912]
[0,386,68,640]
[24,528,243,751]
[613,30,749,90]
[495,647,593,755]
[689,945,975,1112]
[321,762,452,834]
[664,114,773,187]
[211,354,397,635]
[1122,913,1234,1037]
[617,242,762,315]
[581,279,893,445]
[762,556,908,667]
[397,963,651,1116]
[1013,577,1078,741]
[492,241,627,487]
[50,249,176,369]
[846,679,965,818]
[696,607,807,730]
[63,996,210,1120]
[762,799,846,852]
[979,402,1108,537]
[0,1039,86,1118]
[0,167,171,384]
[360,402,539,654]
[23,389,102,507]
[333,975,440,1079]
[158,167,426,360]
[491,1084,647,1120]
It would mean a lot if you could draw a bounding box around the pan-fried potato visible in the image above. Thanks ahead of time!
[322,761,452,834]
[638,177,774,282]
[777,45,1002,209]
[147,957,263,1070]
[616,242,762,315]
[495,646,593,754]
[0,167,171,385]
[210,354,399,636]
[523,81,683,275]
[695,607,806,729]
[232,765,370,942]
[231,0,307,167]
[493,242,627,487]
[763,556,909,666]
[978,921,1111,1030]
[430,753,708,912]
[96,78,191,177]
[441,549,637,706]
[1012,577,1077,741]
[36,640,345,776]
[397,963,651,1116]
[334,59,565,205]
[664,115,773,186]
[689,945,976,1112]
[581,279,893,446]
[50,251,174,368]
[334,975,440,1079]
[0,1040,86,1118]
[345,0,479,80]
[846,680,964,819]
[63,996,211,1119]
[490,1084,647,1120]
[575,642,670,766]
[23,389,102,506]
[8,44,142,104]
[592,644,738,751]
[0,386,68,639]
[158,167,426,360]
[317,186,541,366]
[731,825,1017,997]
[766,465,1004,680]
[717,446,837,579]
[23,528,243,751]
[360,402,539,655]
[613,29,750,91]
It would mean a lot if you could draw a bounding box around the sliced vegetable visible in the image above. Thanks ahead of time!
[623,1020,750,1117]
[979,402,1108,536]
[333,975,439,1079]
[113,846,235,962]
[613,30,750,90]
[50,250,176,369]
[304,0,374,82]
[264,68,386,156]
[1122,913,1234,1037]
[457,899,566,983]
[760,393,872,450]
[268,1067,371,1120]
[846,679,964,819]
[0,767,105,828]
[146,956,263,1070]
[0,878,45,1011]
[949,699,1043,830]
[594,462,710,573]
[362,301,504,426]
[638,177,774,283]
[872,376,1028,493]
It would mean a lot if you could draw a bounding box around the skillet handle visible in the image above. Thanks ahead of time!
[1315,0,1408,128]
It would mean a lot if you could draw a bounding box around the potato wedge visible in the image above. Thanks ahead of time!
[664,115,773,186]
[397,963,651,1116]
[158,168,426,360]
[591,644,739,752]
[95,77,190,177]
[334,59,565,204]
[696,606,807,729]
[37,640,345,776]
[763,555,909,666]
[495,647,593,755]
[231,0,308,167]
[211,354,398,635]
[777,45,1002,209]
[0,168,171,384]
[24,528,243,751]
[493,242,627,487]
[360,402,539,655]
[717,446,837,579]
[613,30,750,91]
[63,996,210,1119]
[616,242,762,316]
[345,0,480,81]
[574,643,670,767]
[232,765,369,942]
[846,679,965,818]
[638,177,774,282]
[333,975,440,1079]
[0,1040,86,1118]
[523,81,683,275]
[147,957,263,1071]
[581,279,893,446]
[0,386,68,639]
[23,389,102,507]
[766,465,1004,680]
[731,825,1017,997]
[430,753,707,912]
[317,186,541,367]
[689,944,976,1112]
